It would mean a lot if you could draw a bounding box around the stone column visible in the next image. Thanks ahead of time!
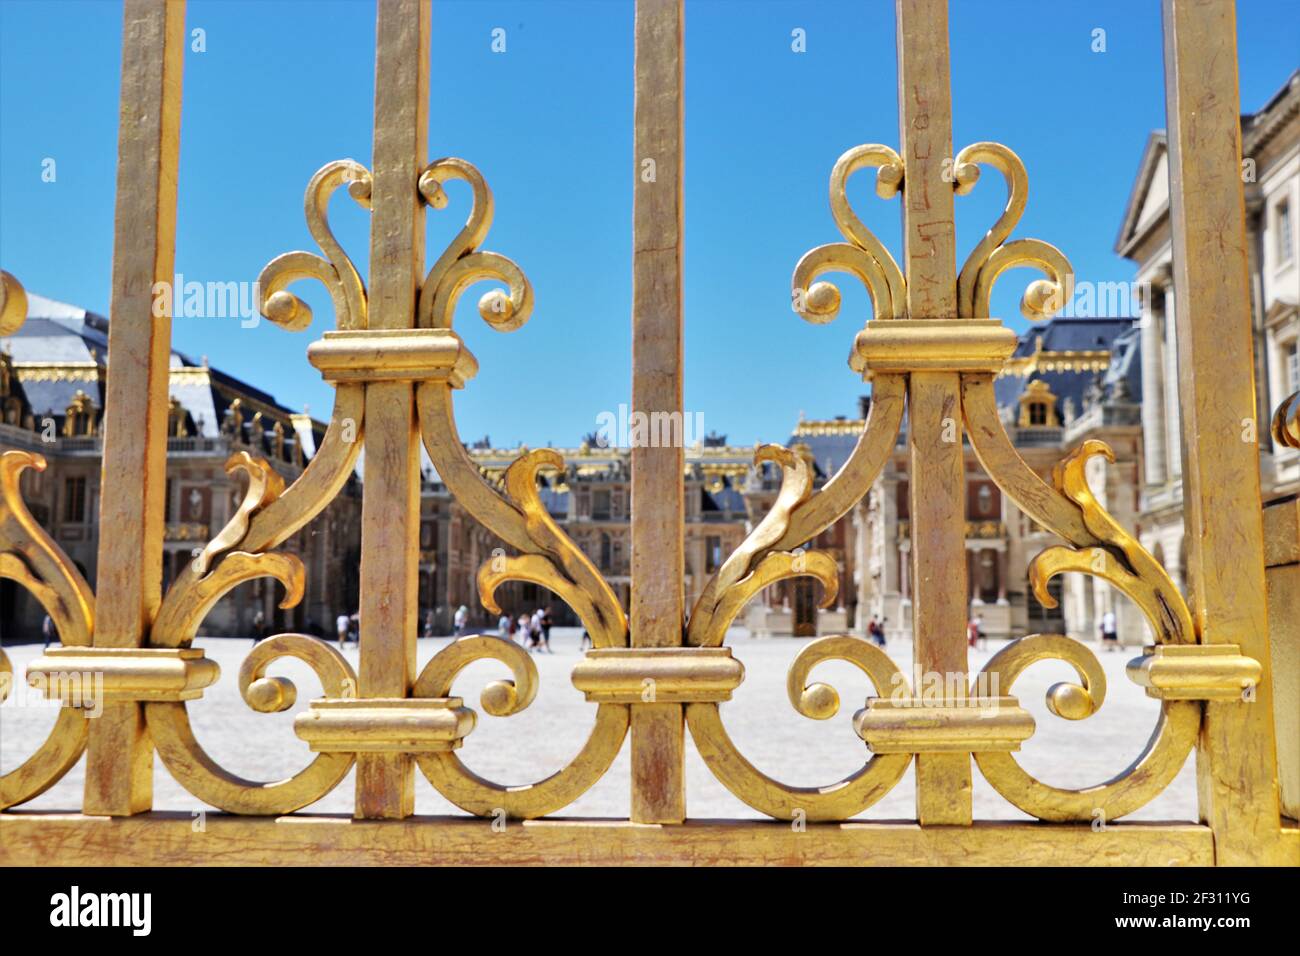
[881,479,899,594]
[996,548,1009,604]
[899,540,911,601]
[1140,282,1167,485]
[852,501,871,636]
[1162,278,1183,479]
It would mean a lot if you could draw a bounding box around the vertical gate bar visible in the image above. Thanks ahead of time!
[355,0,430,820]
[630,0,687,824]
[1161,0,1284,864]
[84,0,186,817]
[895,0,972,825]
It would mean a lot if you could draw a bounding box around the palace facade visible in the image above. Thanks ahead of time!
[0,303,1230,647]
[421,313,1144,643]
[419,434,755,632]
[0,293,362,641]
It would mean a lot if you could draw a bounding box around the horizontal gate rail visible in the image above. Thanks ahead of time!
[0,814,1228,868]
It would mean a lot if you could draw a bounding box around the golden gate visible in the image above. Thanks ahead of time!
[0,0,1295,866]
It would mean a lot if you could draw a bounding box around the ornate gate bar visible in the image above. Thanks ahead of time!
[1162,0,1285,865]
[355,0,428,822]
[0,0,1297,866]
[84,0,186,819]
[895,0,973,826]
[629,0,687,825]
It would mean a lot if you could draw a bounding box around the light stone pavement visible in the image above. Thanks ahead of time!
[1,627,1196,821]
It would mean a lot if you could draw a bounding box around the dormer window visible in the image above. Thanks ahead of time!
[62,390,98,436]
[167,396,190,437]
[1017,379,1059,428]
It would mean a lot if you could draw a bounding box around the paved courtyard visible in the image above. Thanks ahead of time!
[1,627,1197,820]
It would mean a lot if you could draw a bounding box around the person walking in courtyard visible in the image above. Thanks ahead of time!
[42,613,55,649]
[453,604,468,636]
[528,608,545,653]
[540,606,554,653]
[252,610,266,645]
[867,614,885,647]
[423,610,435,639]
[498,611,511,640]
[518,612,535,650]
[1101,608,1119,652]
[336,611,350,650]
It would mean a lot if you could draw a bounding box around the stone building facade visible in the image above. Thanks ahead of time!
[0,293,362,642]
[0,298,1156,647]
[419,435,754,632]
[422,312,1144,645]
[1117,69,1300,607]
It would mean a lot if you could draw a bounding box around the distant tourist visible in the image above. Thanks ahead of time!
[42,613,55,649]
[253,610,266,645]
[867,615,886,647]
[540,606,554,653]
[1101,609,1119,652]
[529,608,547,653]
[423,610,435,639]
[336,612,350,649]
[498,612,512,640]
[453,605,468,636]
[518,613,534,649]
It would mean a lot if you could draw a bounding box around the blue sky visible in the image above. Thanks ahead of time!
[1,0,1296,447]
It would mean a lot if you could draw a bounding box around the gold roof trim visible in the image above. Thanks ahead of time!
[168,366,214,384]
[996,336,1110,378]
[13,361,103,383]
[792,418,865,437]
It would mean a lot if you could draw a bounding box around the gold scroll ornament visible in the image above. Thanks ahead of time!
[0,271,97,810]
[410,158,628,818]
[687,141,1255,824]
[143,158,375,814]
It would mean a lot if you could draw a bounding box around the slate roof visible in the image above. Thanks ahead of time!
[1,292,326,453]
[993,316,1140,417]
[1102,324,1143,402]
[1,296,111,419]
[537,485,570,516]
[792,428,862,480]
[703,483,747,513]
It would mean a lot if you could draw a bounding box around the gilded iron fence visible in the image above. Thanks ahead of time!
[0,0,1295,866]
